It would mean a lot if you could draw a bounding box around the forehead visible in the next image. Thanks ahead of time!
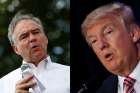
[14,19,40,32]
[86,15,122,36]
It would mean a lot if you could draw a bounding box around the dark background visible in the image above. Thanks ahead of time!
[71,0,140,93]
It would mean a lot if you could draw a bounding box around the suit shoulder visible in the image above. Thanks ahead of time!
[96,75,118,93]
[103,75,117,84]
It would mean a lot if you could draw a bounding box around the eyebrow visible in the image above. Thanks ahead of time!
[87,23,113,38]
[18,28,41,37]
[101,23,113,32]
[28,28,41,32]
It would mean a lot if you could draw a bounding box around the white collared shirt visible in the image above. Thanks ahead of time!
[0,56,70,93]
[118,61,140,93]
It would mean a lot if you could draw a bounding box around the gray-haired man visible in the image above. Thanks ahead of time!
[0,13,70,93]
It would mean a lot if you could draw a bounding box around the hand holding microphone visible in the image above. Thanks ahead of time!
[15,74,36,93]
[16,64,46,93]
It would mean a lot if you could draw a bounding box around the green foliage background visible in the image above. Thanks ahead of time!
[0,0,70,77]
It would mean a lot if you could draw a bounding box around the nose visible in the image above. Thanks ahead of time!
[29,33,36,42]
[97,38,109,50]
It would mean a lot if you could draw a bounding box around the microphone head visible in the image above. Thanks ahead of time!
[21,64,33,78]
[21,64,46,92]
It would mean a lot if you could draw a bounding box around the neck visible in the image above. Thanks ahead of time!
[137,43,140,62]
[25,54,48,67]
[119,46,140,77]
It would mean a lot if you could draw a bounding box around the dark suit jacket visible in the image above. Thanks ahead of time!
[96,75,118,93]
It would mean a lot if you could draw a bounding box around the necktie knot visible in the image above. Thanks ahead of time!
[124,76,136,87]
[124,76,136,93]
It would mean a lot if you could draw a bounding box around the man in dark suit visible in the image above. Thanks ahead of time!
[82,2,140,93]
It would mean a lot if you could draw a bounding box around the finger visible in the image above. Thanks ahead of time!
[16,79,36,90]
[17,75,34,85]
[16,89,30,93]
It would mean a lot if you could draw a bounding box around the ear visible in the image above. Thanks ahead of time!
[12,45,20,55]
[130,24,140,43]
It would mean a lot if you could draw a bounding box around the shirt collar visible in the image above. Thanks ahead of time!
[22,56,52,72]
[118,61,140,92]
[118,75,125,93]
[129,60,140,82]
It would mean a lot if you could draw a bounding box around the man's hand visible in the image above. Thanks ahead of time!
[15,75,36,93]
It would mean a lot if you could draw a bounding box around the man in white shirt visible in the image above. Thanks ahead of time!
[0,12,70,93]
[82,2,140,93]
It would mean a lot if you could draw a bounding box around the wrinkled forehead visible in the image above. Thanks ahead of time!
[13,19,44,36]
[87,14,122,30]
[86,15,122,33]
[15,19,42,30]
[12,19,44,41]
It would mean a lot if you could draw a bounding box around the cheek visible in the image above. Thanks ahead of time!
[17,45,24,53]
[15,45,23,55]
[17,42,27,51]
[111,35,133,60]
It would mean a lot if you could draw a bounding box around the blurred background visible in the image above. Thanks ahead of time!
[0,0,70,78]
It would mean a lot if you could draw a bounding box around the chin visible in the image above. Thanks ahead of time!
[32,56,43,63]
[34,50,43,56]
[108,67,120,75]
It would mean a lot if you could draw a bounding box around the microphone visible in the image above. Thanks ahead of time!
[21,64,46,93]
[77,83,88,93]
[77,75,100,93]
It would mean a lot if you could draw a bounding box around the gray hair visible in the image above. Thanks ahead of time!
[8,12,44,45]
[82,2,136,38]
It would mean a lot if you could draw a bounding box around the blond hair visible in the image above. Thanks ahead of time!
[82,2,136,38]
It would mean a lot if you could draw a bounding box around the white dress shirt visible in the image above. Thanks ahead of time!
[0,56,70,93]
[118,61,140,93]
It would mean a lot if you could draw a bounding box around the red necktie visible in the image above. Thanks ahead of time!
[124,76,136,93]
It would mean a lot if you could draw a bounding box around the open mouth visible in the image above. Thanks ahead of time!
[30,45,40,51]
[32,45,38,49]
[104,53,113,61]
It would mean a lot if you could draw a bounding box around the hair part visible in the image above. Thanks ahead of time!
[8,12,44,45]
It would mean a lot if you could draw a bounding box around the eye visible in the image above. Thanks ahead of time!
[91,39,97,44]
[89,38,97,45]
[19,33,28,40]
[104,26,113,35]
[32,30,40,35]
